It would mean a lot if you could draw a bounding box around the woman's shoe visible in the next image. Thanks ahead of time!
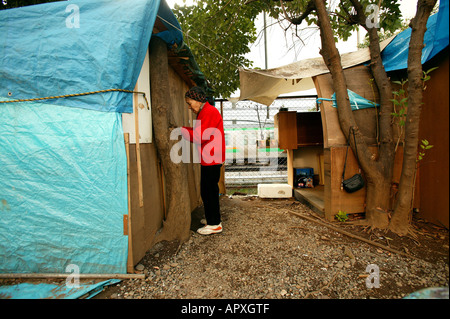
[197,223,223,235]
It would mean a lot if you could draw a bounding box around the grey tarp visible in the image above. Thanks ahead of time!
[238,37,394,106]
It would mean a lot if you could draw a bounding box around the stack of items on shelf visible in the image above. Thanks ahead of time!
[294,167,314,188]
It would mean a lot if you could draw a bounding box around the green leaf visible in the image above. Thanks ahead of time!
[425,66,439,74]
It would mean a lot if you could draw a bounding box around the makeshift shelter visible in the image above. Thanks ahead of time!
[0,0,205,275]
[240,0,449,227]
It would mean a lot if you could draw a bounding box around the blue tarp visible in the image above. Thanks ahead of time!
[0,0,199,284]
[0,0,162,113]
[381,0,449,72]
[0,99,129,274]
[0,280,120,299]
[317,89,379,111]
[154,0,184,50]
[332,90,379,110]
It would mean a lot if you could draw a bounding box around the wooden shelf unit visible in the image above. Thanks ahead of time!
[275,111,323,150]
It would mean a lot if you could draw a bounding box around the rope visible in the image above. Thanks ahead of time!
[0,88,150,109]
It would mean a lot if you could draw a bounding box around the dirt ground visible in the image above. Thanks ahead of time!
[94,194,449,300]
[1,194,448,301]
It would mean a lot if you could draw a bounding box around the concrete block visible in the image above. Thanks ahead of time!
[257,184,292,198]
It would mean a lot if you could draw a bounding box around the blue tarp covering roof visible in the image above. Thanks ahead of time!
[382,0,449,72]
[0,0,184,113]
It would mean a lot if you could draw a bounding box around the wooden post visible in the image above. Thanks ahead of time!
[287,149,294,187]
[124,133,134,273]
[218,101,226,195]
[219,163,226,195]
[134,85,144,208]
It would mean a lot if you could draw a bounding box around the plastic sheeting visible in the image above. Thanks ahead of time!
[238,37,394,106]
[0,0,161,113]
[382,0,449,72]
[317,89,379,111]
[154,0,183,49]
[0,280,120,299]
[403,287,449,299]
[0,99,128,274]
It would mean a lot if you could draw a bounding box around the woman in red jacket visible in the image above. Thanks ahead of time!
[181,86,225,235]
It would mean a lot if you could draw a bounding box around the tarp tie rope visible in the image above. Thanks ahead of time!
[316,98,333,104]
[0,88,150,110]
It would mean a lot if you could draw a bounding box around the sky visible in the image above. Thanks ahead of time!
[164,0,422,96]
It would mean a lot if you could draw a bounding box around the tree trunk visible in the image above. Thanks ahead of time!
[313,0,391,228]
[364,173,391,228]
[390,0,437,236]
[348,0,395,229]
[149,37,192,244]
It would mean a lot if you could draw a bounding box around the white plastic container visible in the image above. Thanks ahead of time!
[257,184,292,198]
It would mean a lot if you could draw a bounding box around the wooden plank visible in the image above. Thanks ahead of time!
[317,153,324,185]
[0,273,145,280]
[294,186,325,216]
[123,215,128,236]
[124,133,134,274]
[313,76,329,149]
[329,146,366,217]
[313,75,346,147]
[287,149,294,187]
[219,164,226,195]
[275,111,298,149]
[134,85,144,208]
[417,56,449,227]
[323,148,333,220]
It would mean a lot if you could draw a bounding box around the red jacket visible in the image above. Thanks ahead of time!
[182,102,225,166]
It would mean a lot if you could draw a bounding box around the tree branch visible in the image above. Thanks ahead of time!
[280,0,316,25]
[391,0,438,235]
[349,0,395,177]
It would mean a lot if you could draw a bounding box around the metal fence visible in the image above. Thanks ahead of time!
[215,95,318,188]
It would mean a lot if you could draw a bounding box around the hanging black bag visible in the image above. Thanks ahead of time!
[342,127,365,193]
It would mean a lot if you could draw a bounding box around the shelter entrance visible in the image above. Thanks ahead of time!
[216,95,323,204]
[274,107,325,215]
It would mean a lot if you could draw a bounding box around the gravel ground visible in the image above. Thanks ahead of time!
[94,195,449,300]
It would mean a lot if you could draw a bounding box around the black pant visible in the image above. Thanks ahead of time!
[201,164,222,225]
